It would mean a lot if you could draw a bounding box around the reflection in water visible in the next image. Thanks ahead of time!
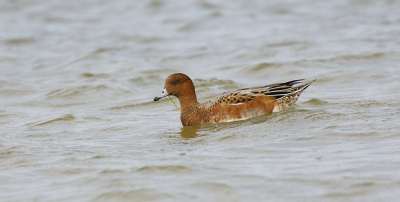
[180,125,202,138]
[179,115,273,138]
[250,115,272,125]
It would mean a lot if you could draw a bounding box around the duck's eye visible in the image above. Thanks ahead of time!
[171,80,177,85]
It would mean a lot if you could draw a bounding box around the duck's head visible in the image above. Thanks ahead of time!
[154,73,195,101]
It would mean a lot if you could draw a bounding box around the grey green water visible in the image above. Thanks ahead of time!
[1,0,400,201]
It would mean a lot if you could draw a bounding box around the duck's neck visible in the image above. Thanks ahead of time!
[178,93,198,111]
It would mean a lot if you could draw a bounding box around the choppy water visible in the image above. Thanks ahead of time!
[1,0,400,201]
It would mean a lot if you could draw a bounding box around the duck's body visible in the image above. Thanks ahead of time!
[154,73,314,126]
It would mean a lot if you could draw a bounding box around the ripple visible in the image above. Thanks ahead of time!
[191,182,232,193]
[33,114,75,126]
[4,38,35,45]
[315,52,390,63]
[99,169,127,175]
[136,165,193,174]
[109,100,156,110]
[193,78,241,97]
[39,168,95,176]
[304,98,329,106]
[224,147,280,154]
[92,47,122,54]
[129,75,162,87]
[251,62,283,71]
[80,73,110,78]
[0,146,25,157]
[92,189,173,202]
[45,85,108,99]
[239,62,284,76]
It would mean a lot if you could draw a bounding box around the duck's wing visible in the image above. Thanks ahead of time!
[237,79,313,99]
[204,79,314,107]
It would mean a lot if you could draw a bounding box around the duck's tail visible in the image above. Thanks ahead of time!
[272,79,315,113]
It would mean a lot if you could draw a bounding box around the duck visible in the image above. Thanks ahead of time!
[154,73,314,126]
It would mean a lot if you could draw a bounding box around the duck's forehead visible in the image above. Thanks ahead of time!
[165,75,176,83]
[166,73,187,81]
[165,75,173,81]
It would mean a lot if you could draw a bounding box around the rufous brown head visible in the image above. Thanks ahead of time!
[154,73,195,101]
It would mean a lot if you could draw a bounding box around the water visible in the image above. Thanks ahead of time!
[1,0,400,201]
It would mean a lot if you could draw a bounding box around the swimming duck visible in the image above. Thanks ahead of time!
[154,73,314,126]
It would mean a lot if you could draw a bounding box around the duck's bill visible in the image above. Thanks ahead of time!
[154,89,169,101]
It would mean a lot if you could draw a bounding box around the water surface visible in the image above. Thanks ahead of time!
[1,0,400,201]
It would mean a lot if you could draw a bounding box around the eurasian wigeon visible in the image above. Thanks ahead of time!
[154,73,314,126]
